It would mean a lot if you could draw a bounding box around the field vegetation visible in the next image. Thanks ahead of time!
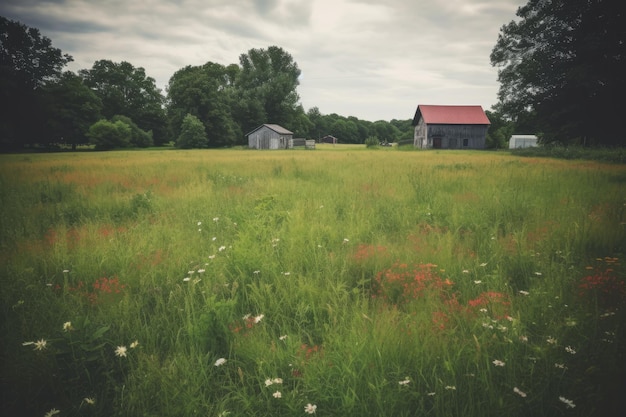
[1,147,625,416]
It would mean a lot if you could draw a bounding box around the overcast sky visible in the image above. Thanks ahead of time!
[1,0,524,121]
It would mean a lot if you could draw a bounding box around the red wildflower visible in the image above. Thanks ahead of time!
[579,268,626,308]
[467,291,511,319]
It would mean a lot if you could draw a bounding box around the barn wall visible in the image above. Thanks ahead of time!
[248,126,293,149]
[415,124,488,149]
[413,119,428,148]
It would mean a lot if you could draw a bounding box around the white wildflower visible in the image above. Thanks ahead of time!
[265,377,283,386]
[559,396,575,409]
[214,358,227,367]
[130,340,139,349]
[62,321,73,332]
[115,346,127,357]
[492,359,506,367]
[44,408,60,417]
[273,391,282,398]
[513,387,527,398]
[398,377,410,385]
[304,403,317,414]
[254,314,264,323]
[23,339,48,351]
[565,346,576,354]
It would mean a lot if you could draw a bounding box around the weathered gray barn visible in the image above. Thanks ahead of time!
[247,124,293,150]
[412,105,490,149]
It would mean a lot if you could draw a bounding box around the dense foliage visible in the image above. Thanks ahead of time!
[176,113,208,149]
[491,0,625,146]
[79,60,168,146]
[0,16,412,151]
[87,119,132,150]
[0,15,73,148]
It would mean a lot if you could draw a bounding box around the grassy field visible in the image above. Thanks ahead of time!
[1,146,625,417]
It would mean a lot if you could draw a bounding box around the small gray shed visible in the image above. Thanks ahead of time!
[247,124,293,150]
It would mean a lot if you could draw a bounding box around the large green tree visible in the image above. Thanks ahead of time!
[42,72,102,149]
[0,15,73,148]
[491,0,625,145]
[167,62,240,147]
[234,46,303,134]
[79,60,168,145]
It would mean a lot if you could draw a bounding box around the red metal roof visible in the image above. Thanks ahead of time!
[413,105,490,125]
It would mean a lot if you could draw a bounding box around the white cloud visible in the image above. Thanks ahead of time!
[0,0,524,120]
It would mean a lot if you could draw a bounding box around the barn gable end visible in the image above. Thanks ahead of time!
[412,105,490,149]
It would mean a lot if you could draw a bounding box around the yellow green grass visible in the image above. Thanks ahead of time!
[1,148,625,416]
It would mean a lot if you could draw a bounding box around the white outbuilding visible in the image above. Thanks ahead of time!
[509,135,538,149]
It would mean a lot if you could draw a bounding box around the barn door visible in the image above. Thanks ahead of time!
[433,137,442,149]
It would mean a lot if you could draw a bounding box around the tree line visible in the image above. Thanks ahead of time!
[2,0,624,150]
[0,16,413,151]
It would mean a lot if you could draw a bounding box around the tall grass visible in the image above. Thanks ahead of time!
[1,148,625,416]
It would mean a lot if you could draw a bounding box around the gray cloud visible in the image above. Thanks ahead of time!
[0,0,524,120]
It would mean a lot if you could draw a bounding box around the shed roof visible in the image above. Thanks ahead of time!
[413,105,490,125]
[246,124,293,136]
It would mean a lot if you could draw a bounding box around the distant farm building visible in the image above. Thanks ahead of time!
[321,135,338,144]
[509,135,538,149]
[247,124,293,149]
[412,105,490,149]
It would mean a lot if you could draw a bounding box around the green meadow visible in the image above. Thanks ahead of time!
[1,146,625,417]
